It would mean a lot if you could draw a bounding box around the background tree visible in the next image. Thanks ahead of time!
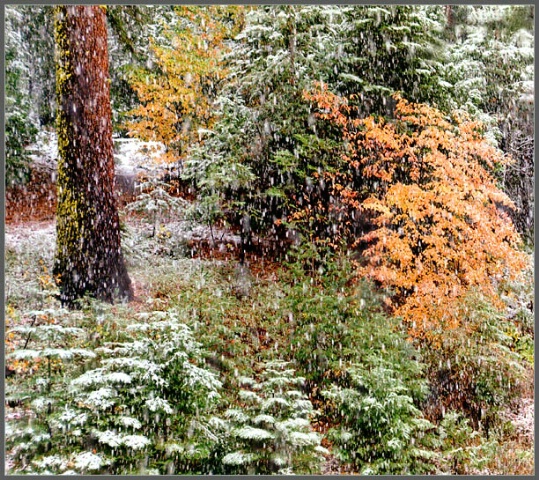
[5,6,42,186]
[106,5,175,132]
[54,5,132,305]
[334,4,446,115]
[4,5,163,134]
[4,5,57,129]
[184,5,344,252]
[126,6,238,165]
[439,5,534,241]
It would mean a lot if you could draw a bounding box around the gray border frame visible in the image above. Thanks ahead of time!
[2,1,536,478]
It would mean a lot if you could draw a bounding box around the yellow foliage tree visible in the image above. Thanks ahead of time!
[127,6,242,164]
[306,84,527,338]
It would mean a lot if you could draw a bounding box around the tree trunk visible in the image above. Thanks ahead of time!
[54,6,133,306]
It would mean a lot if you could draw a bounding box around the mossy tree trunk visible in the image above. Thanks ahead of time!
[54,6,132,306]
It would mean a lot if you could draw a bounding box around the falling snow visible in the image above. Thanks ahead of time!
[5,4,534,476]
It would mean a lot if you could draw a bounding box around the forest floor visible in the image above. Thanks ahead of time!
[5,146,535,475]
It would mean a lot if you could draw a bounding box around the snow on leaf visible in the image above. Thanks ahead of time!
[123,434,151,450]
[288,431,321,446]
[252,414,276,425]
[118,416,142,429]
[222,451,256,466]
[145,396,174,414]
[85,387,116,409]
[234,426,275,440]
[73,452,108,472]
[94,429,123,448]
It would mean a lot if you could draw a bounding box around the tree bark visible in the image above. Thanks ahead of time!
[54,6,133,306]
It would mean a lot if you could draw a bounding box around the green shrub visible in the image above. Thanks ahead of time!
[435,411,497,474]
[212,360,327,474]
[324,360,438,474]
[6,308,223,475]
[282,245,360,385]
[281,245,438,473]
[500,254,534,363]
[283,246,422,391]
[420,291,529,433]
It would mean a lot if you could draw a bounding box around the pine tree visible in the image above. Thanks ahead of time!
[53,6,132,306]
[335,5,446,115]
[184,5,343,249]
[6,308,223,474]
[216,361,326,474]
[439,5,534,240]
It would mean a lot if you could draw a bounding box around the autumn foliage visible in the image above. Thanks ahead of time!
[127,7,240,164]
[305,84,527,338]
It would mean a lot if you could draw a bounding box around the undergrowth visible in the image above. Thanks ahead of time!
[5,220,534,475]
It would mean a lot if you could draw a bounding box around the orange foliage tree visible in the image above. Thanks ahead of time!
[305,84,527,338]
[126,6,242,164]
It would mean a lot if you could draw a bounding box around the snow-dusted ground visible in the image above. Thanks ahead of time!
[5,221,57,256]
[503,398,535,443]
[25,131,169,199]
[27,130,166,177]
[5,220,242,255]
[9,130,241,250]
[164,220,242,247]
[113,136,166,177]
